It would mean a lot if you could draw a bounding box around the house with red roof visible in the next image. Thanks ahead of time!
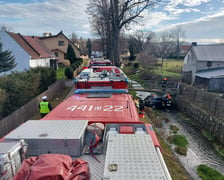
[39,31,81,66]
[180,45,191,57]
[91,39,104,58]
[0,29,57,75]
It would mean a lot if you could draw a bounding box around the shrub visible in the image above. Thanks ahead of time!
[70,63,78,71]
[169,125,179,134]
[168,134,188,156]
[0,67,56,118]
[168,134,188,148]
[64,67,74,79]
[31,67,56,92]
[133,63,139,69]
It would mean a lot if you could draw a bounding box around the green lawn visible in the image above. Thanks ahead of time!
[153,68,182,79]
[154,59,184,79]
[56,68,66,80]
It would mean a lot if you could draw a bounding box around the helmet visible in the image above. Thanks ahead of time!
[42,96,47,100]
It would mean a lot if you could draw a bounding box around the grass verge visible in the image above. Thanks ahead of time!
[197,164,224,180]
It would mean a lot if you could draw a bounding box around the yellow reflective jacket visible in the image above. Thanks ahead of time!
[40,101,50,114]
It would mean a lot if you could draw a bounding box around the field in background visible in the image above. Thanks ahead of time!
[154,59,184,79]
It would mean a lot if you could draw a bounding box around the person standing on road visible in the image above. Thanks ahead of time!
[39,96,52,118]
[139,99,145,112]
[165,94,172,111]
[162,77,168,88]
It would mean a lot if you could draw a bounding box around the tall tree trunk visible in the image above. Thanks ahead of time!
[110,0,120,66]
[113,28,120,66]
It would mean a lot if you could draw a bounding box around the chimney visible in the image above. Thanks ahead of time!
[1,26,7,31]
[192,42,197,46]
[43,32,52,37]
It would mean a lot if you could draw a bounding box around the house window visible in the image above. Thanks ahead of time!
[207,61,212,67]
[54,52,58,57]
[58,41,65,46]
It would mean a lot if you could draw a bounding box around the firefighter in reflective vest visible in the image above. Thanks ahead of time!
[39,96,52,117]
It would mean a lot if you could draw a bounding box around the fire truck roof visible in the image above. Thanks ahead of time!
[42,94,140,124]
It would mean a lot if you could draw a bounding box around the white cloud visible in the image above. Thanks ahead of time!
[168,0,211,7]
[164,0,210,16]
[154,9,224,43]
[187,38,221,44]
[0,0,223,44]
[0,0,90,37]
[143,12,176,27]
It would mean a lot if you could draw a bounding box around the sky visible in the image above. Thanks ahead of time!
[0,0,224,44]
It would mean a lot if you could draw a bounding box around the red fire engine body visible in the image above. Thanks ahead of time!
[89,66,118,72]
[0,66,172,180]
[74,67,128,89]
[89,58,112,67]
[42,93,139,124]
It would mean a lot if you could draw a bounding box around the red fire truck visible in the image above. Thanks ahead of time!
[0,67,172,179]
[89,58,112,67]
[74,67,128,89]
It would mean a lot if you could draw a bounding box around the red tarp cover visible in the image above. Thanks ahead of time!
[13,154,90,180]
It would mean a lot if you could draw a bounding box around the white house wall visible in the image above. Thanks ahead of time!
[183,51,195,72]
[92,51,103,58]
[0,30,30,75]
[196,61,224,71]
[183,46,224,84]
[183,49,198,83]
[30,58,51,68]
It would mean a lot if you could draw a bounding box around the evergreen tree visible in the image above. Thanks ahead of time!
[65,43,76,64]
[86,38,92,58]
[0,41,16,73]
[129,44,136,61]
[64,66,74,79]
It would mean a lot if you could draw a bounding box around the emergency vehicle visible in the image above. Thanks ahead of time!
[0,68,172,180]
[74,67,128,89]
[89,58,112,67]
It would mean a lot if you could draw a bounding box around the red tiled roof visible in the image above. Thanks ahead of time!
[92,44,103,51]
[180,45,191,51]
[24,36,54,58]
[8,32,54,59]
[39,31,81,53]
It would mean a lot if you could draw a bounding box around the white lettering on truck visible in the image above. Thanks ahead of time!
[66,105,123,112]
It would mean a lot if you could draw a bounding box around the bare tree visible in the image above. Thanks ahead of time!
[87,0,111,59]
[79,37,87,55]
[129,30,156,54]
[157,31,175,68]
[69,33,88,55]
[87,0,161,66]
[219,38,224,45]
[137,48,157,73]
[170,26,185,60]
[69,32,79,45]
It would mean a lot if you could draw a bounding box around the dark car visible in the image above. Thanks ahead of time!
[144,95,166,109]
